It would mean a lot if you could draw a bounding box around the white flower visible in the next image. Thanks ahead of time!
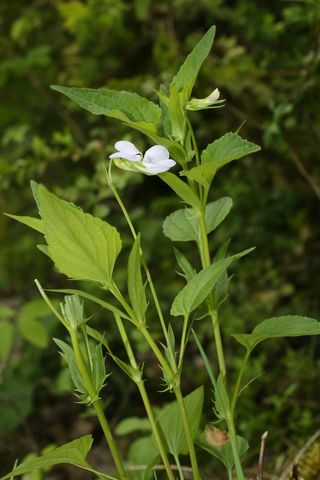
[109,141,176,175]
[186,88,225,111]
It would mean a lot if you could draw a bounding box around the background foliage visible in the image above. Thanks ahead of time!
[1,0,320,477]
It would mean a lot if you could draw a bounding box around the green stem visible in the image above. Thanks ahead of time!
[198,213,227,377]
[188,121,245,477]
[226,412,245,480]
[114,314,176,480]
[209,309,227,378]
[69,329,128,480]
[173,453,184,480]
[174,386,200,480]
[178,314,189,370]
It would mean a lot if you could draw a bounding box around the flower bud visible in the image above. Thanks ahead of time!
[186,88,224,111]
[61,295,85,329]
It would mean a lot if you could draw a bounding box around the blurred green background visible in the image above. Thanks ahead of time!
[1,0,320,478]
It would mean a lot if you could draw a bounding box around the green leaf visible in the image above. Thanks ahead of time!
[156,386,204,456]
[166,85,186,142]
[0,320,14,360]
[18,316,48,349]
[233,315,320,352]
[53,338,87,398]
[214,374,230,421]
[171,26,216,99]
[173,248,196,282]
[127,436,159,480]
[201,132,261,168]
[51,85,161,128]
[115,417,151,436]
[197,432,249,471]
[38,185,122,284]
[128,235,147,320]
[159,172,201,210]
[0,436,115,480]
[183,133,261,186]
[90,342,108,396]
[163,197,232,242]
[171,249,254,317]
[4,214,44,234]
[205,198,233,234]
[18,299,55,349]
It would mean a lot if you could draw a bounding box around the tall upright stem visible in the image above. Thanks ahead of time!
[198,212,227,377]
[188,119,245,479]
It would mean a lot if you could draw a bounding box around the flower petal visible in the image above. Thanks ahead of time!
[114,141,142,156]
[144,145,170,164]
[143,159,176,175]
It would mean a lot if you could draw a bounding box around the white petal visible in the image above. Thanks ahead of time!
[114,140,142,156]
[143,159,176,175]
[144,145,169,164]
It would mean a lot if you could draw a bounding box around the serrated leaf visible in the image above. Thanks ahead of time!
[156,386,204,456]
[90,343,108,395]
[0,436,115,480]
[201,132,261,168]
[53,338,87,397]
[51,85,161,127]
[163,197,232,242]
[171,26,216,99]
[171,249,254,317]
[183,133,260,186]
[159,172,201,209]
[115,417,151,436]
[128,235,147,320]
[233,315,320,352]
[4,214,44,234]
[38,185,121,285]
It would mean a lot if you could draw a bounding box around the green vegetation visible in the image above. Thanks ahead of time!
[1,1,320,478]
